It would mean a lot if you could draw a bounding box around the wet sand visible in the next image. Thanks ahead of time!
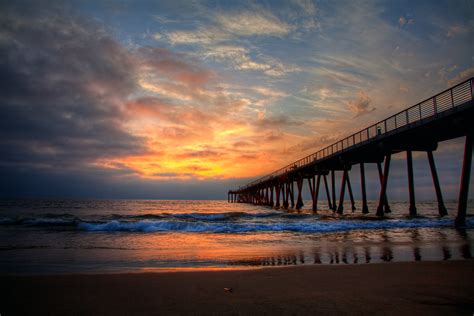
[2,260,473,315]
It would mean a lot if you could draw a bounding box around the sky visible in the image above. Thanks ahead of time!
[0,0,473,200]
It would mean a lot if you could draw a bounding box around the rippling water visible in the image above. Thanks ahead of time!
[0,199,473,274]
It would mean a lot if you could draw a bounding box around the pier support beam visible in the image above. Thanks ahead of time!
[427,151,447,216]
[270,185,274,207]
[346,171,356,212]
[331,170,336,211]
[290,181,295,208]
[323,175,333,210]
[337,169,348,214]
[406,150,417,216]
[296,176,304,210]
[456,135,472,228]
[283,182,289,209]
[314,174,321,213]
[275,183,281,208]
[377,154,391,217]
[360,163,369,214]
[265,187,269,205]
[377,162,391,213]
[308,176,315,213]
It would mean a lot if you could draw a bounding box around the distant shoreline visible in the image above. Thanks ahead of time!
[2,260,473,315]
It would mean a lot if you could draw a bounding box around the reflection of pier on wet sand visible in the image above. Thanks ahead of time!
[229,228,473,267]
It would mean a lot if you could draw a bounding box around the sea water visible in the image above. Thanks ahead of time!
[0,199,473,274]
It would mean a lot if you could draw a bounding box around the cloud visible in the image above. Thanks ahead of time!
[201,44,300,77]
[256,116,300,128]
[0,3,146,171]
[166,27,230,45]
[158,6,302,79]
[252,87,288,98]
[137,47,215,87]
[291,0,319,31]
[164,8,291,46]
[447,67,474,87]
[176,150,222,159]
[126,96,219,128]
[398,16,414,28]
[233,141,253,148]
[347,91,376,117]
[293,0,317,16]
[446,24,469,38]
[202,45,249,61]
[286,134,339,153]
[0,3,274,182]
[399,84,409,93]
[214,10,292,37]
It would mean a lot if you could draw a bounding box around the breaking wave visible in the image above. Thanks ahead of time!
[78,217,473,233]
[1,211,473,234]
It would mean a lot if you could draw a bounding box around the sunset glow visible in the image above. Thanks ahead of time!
[0,0,472,198]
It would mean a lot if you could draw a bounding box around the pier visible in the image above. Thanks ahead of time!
[229,77,474,227]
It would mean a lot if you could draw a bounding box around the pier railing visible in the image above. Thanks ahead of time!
[239,77,474,191]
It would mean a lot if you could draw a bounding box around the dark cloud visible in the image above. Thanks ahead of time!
[0,2,146,171]
[0,166,249,199]
[177,150,222,159]
[233,141,253,148]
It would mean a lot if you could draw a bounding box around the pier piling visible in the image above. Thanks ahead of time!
[323,175,333,210]
[337,169,348,214]
[296,176,304,209]
[313,173,321,213]
[406,150,417,216]
[377,155,392,217]
[360,163,369,214]
[456,135,473,227]
[377,162,391,213]
[427,151,447,216]
[346,170,356,212]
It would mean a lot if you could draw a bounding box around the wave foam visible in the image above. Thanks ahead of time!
[78,217,472,233]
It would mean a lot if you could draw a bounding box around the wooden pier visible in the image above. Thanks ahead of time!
[229,77,474,227]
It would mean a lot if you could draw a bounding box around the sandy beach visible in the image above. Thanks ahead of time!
[2,260,473,315]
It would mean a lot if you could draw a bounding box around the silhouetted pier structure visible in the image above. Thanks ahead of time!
[228,77,474,227]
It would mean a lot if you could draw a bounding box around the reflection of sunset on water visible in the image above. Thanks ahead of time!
[1,199,472,274]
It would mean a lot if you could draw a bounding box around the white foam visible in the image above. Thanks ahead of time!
[78,217,472,233]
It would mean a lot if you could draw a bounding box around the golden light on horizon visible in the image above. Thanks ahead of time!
[97,151,278,180]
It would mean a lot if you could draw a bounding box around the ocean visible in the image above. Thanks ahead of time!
[0,199,473,274]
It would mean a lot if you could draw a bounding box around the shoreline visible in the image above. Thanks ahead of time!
[2,257,473,276]
[2,260,473,315]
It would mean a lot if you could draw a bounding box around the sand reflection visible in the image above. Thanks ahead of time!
[227,228,473,267]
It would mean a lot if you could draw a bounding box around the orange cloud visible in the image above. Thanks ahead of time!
[91,46,342,181]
